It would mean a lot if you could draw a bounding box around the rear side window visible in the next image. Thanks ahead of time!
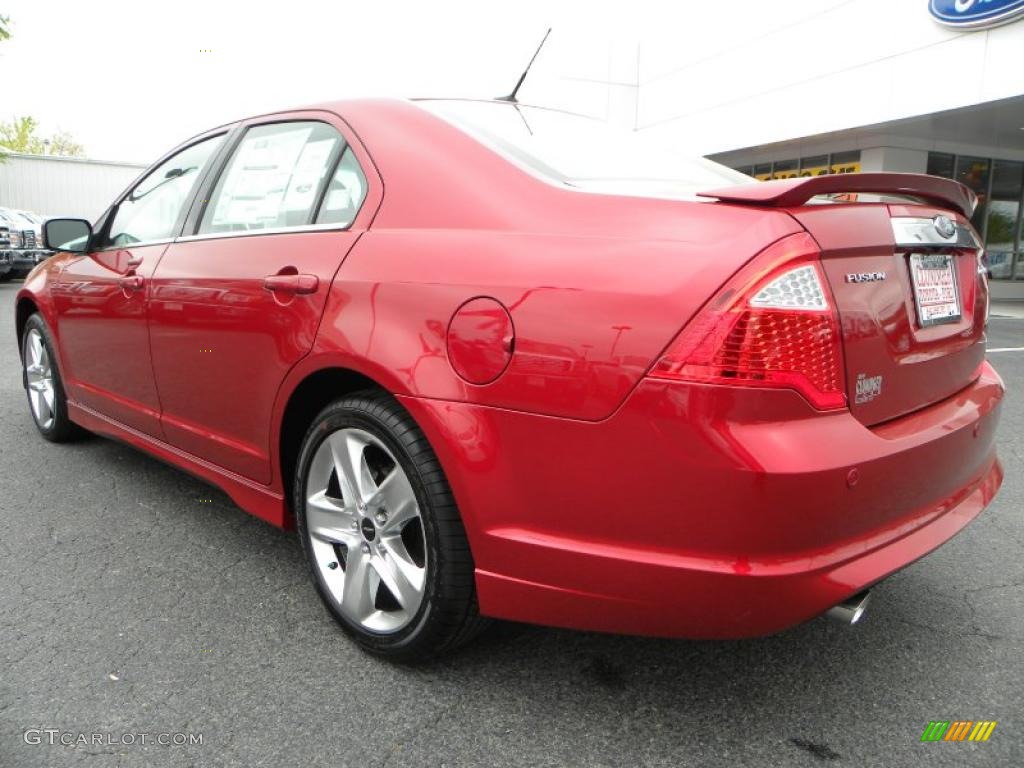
[107,134,224,247]
[199,121,350,234]
[315,148,367,226]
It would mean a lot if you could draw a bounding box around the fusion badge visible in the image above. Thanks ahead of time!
[846,271,887,283]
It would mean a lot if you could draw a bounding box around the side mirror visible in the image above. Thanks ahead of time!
[43,218,93,253]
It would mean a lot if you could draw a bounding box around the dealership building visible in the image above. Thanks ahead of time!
[702,2,1024,300]
[0,152,145,223]
[529,0,1024,299]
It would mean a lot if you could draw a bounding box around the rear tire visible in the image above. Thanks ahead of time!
[294,391,487,660]
[21,313,85,443]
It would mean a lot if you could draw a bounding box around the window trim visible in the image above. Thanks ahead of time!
[190,118,355,239]
[94,129,234,253]
[176,123,245,243]
[310,140,346,225]
[176,220,356,243]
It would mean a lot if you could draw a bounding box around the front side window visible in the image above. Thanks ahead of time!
[199,121,344,234]
[107,135,224,247]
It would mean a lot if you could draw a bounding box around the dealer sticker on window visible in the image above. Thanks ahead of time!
[909,253,961,327]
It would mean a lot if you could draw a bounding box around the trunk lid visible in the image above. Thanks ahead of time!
[700,175,987,425]
[791,202,986,425]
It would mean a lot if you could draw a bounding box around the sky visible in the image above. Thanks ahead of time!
[0,0,858,163]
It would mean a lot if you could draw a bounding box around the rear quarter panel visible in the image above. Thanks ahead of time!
[316,209,801,420]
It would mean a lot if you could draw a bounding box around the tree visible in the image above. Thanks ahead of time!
[0,23,88,161]
[985,206,1017,247]
[0,116,44,153]
[46,131,86,157]
[0,116,86,157]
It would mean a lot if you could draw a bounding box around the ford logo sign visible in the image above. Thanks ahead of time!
[929,0,1024,29]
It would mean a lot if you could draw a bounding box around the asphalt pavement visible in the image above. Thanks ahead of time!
[1,281,1021,768]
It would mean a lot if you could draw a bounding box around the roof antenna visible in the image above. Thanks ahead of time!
[497,28,552,103]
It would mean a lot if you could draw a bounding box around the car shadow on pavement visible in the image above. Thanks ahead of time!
[42,425,1016,767]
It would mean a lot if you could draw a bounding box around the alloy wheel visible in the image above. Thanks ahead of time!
[304,427,427,633]
[24,328,55,430]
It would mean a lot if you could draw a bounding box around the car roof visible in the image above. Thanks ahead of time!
[200,97,589,137]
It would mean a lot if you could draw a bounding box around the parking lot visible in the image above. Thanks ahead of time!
[0,280,1020,767]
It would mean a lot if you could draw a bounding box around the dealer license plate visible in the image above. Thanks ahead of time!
[909,253,961,327]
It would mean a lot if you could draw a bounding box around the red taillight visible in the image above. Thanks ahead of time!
[650,232,847,410]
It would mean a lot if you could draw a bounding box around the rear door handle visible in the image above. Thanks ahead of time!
[118,274,144,291]
[263,273,319,295]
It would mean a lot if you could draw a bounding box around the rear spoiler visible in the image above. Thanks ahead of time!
[698,173,977,218]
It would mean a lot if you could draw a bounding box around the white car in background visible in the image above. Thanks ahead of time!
[0,208,51,279]
[0,221,13,278]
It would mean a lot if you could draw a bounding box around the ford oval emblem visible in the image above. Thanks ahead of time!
[929,0,1024,29]
[934,215,957,238]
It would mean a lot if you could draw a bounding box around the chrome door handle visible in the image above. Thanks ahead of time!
[118,274,144,291]
[263,273,319,295]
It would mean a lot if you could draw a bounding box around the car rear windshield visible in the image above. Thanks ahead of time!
[419,99,751,199]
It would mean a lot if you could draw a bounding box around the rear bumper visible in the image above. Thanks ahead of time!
[399,362,1004,638]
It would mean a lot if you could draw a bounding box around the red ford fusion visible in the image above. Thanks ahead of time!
[17,99,1003,659]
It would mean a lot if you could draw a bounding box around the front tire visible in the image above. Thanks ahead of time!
[294,391,486,660]
[21,313,84,442]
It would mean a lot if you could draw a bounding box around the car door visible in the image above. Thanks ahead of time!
[52,132,227,436]
[147,113,379,484]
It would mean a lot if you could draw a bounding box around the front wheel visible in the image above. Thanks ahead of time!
[294,392,486,660]
[21,313,84,442]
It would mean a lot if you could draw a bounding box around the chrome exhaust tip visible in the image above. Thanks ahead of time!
[826,590,871,625]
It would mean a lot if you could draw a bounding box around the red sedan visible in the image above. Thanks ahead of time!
[19,99,1003,659]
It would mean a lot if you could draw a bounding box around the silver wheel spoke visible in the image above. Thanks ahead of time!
[30,333,43,368]
[29,389,43,420]
[37,387,53,425]
[41,384,55,412]
[306,490,358,545]
[330,431,373,505]
[340,547,375,622]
